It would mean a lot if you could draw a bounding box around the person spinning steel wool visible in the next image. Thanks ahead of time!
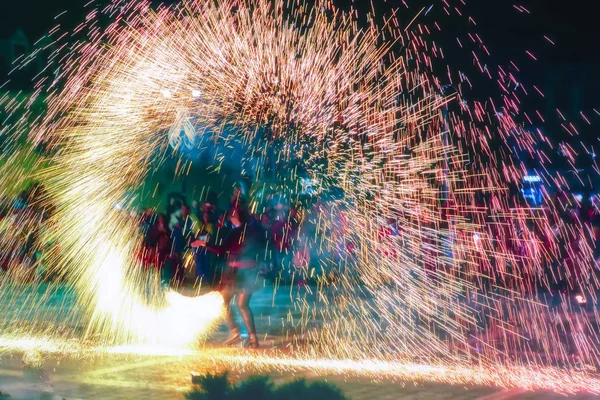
[191,206,264,348]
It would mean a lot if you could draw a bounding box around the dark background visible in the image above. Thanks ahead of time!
[1,0,599,148]
[2,0,598,62]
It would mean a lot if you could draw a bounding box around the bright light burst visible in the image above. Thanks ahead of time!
[0,0,599,393]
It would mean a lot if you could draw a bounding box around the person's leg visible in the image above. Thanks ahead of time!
[173,254,184,287]
[160,257,172,285]
[221,286,236,330]
[204,251,214,284]
[237,292,258,348]
[274,249,283,275]
[195,250,204,283]
[221,285,241,344]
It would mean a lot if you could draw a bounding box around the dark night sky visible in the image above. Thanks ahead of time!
[0,0,600,80]
[1,0,599,108]
[1,0,597,166]
[0,0,600,57]
[1,0,599,65]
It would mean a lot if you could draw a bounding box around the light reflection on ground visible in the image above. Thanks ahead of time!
[1,335,600,395]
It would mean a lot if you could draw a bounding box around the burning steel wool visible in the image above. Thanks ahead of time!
[1,0,600,393]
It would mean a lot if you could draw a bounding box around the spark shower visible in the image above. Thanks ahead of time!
[1,0,599,393]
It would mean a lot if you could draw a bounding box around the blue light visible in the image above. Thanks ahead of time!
[523,175,542,183]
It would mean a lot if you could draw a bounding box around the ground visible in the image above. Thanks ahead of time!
[0,284,599,399]
[0,351,597,399]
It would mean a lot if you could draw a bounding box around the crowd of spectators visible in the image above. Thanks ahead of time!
[134,185,304,288]
[0,183,55,281]
[0,181,311,286]
[3,180,599,299]
[3,179,600,351]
